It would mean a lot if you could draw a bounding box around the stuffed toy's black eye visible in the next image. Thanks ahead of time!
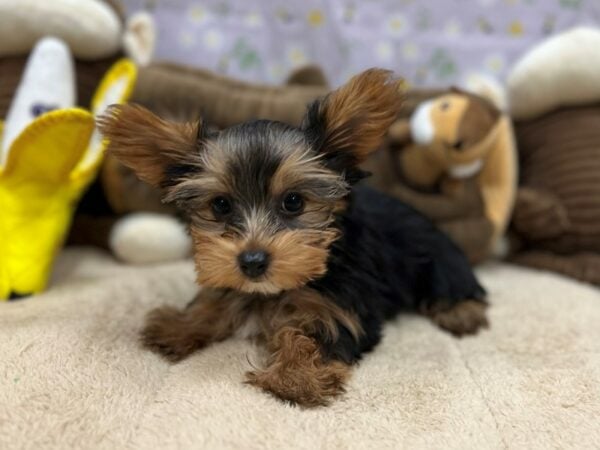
[211,196,232,217]
[282,192,304,214]
[31,103,58,117]
[452,140,464,151]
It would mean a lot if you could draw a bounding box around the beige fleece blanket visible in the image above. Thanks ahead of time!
[1,248,599,449]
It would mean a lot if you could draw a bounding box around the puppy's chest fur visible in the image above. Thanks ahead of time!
[234,310,262,340]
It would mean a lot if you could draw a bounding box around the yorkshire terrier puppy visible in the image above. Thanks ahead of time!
[98,69,488,407]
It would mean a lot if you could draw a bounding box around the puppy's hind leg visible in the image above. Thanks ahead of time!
[417,244,489,337]
[424,299,488,337]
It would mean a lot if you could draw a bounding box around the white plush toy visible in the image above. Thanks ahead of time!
[0,0,155,65]
[1,38,76,162]
[508,27,600,120]
[0,35,137,299]
[110,213,192,264]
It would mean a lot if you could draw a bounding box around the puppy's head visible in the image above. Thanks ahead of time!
[98,69,402,294]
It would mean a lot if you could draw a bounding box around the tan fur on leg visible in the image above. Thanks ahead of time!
[245,326,351,407]
[141,288,250,362]
[427,300,489,337]
[245,288,360,407]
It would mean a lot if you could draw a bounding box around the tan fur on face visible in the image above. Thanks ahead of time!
[97,104,200,187]
[317,68,403,162]
[270,148,349,228]
[191,227,339,294]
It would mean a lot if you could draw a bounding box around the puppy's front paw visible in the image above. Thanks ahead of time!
[244,362,349,407]
[140,306,202,362]
[429,300,489,337]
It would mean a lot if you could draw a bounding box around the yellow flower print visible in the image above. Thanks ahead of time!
[402,42,419,60]
[245,12,264,28]
[203,30,223,51]
[375,41,393,63]
[387,13,409,36]
[308,9,325,27]
[268,63,285,81]
[179,30,195,48]
[287,46,308,67]
[389,15,405,33]
[444,19,462,37]
[484,54,506,73]
[188,5,208,24]
[508,20,524,36]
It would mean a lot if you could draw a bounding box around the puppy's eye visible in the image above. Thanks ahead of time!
[281,192,304,214]
[211,196,232,217]
[440,102,450,111]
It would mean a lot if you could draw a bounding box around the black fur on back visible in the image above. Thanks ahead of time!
[309,185,486,364]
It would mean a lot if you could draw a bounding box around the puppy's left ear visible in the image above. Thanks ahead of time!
[302,68,403,172]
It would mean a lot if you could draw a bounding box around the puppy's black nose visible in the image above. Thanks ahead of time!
[238,251,270,278]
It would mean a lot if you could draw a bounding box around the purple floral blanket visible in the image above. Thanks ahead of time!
[123,0,599,86]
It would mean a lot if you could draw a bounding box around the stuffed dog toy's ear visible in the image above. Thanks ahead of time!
[122,11,156,66]
[302,68,403,171]
[97,103,201,188]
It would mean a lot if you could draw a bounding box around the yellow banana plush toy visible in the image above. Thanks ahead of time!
[0,37,136,300]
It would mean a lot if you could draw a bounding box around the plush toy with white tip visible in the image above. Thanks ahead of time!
[0,37,136,300]
[1,38,75,159]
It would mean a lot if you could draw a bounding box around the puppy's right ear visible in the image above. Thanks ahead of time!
[302,69,403,171]
[97,104,201,187]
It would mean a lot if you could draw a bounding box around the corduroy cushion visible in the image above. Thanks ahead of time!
[510,105,600,285]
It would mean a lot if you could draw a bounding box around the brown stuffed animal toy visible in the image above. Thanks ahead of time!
[366,86,518,263]
[507,27,600,285]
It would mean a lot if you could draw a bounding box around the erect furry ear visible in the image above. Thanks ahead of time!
[302,68,403,170]
[97,104,201,188]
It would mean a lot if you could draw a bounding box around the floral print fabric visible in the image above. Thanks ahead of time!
[123,0,599,86]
